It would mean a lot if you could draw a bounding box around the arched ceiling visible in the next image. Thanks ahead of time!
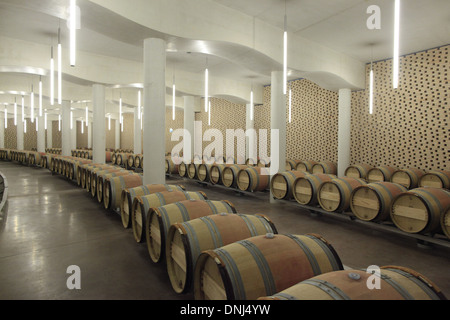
[0,0,449,121]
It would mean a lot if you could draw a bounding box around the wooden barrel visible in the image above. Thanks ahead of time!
[187,163,203,180]
[194,233,343,300]
[69,159,92,181]
[259,266,446,300]
[127,154,135,168]
[96,170,132,202]
[345,164,374,180]
[367,166,398,183]
[103,174,143,211]
[441,206,450,239]
[312,161,337,175]
[350,182,408,222]
[318,177,367,213]
[132,190,208,243]
[296,160,318,173]
[222,165,248,188]
[135,154,143,168]
[237,166,270,192]
[120,184,186,229]
[391,168,425,189]
[147,200,236,264]
[116,152,132,166]
[293,174,336,206]
[197,164,213,182]
[390,187,450,234]
[178,162,188,178]
[165,158,179,174]
[166,213,276,294]
[419,170,450,189]
[111,153,117,165]
[285,160,300,171]
[209,164,230,185]
[271,171,310,200]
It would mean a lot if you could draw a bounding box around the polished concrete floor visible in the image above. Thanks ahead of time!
[0,161,449,300]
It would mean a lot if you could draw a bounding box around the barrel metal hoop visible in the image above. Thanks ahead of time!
[285,234,322,276]
[205,200,219,215]
[385,268,441,300]
[199,216,223,248]
[302,279,351,300]
[237,214,259,237]
[215,248,246,300]
[237,240,277,296]
[272,292,298,300]
[305,234,341,271]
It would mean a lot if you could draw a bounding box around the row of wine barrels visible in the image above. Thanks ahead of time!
[127,154,143,169]
[120,184,186,229]
[259,266,446,300]
[345,164,374,180]
[114,152,133,166]
[147,199,237,263]
[132,190,208,243]
[293,174,336,206]
[194,233,344,300]
[419,170,450,189]
[166,213,277,294]
[236,166,270,192]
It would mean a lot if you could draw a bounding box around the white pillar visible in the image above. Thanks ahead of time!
[115,119,120,150]
[92,84,106,164]
[246,103,256,164]
[338,88,352,177]
[270,71,286,203]
[61,101,71,157]
[17,119,24,150]
[46,119,53,149]
[183,96,195,162]
[71,120,77,151]
[87,120,92,149]
[134,107,142,154]
[0,113,4,149]
[143,38,166,185]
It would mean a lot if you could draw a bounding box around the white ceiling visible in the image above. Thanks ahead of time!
[0,0,449,115]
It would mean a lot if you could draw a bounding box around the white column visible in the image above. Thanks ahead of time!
[246,103,256,164]
[115,119,120,150]
[37,116,45,153]
[0,113,4,149]
[143,38,166,185]
[134,107,142,154]
[71,120,77,151]
[46,119,53,149]
[338,88,352,177]
[87,120,92,149]
[17,119,24,150]
[61,101,71,157]
[183,96,195,162]
[92,84,106,164]
[270,71,286,203]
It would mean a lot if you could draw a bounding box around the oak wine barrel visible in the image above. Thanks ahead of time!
[312,161,337,175]
[103,174,143,211]
[293,174,336,206]
[367,166,398,183]
[166,213,276,294]
[391,168,425,189]
[237,166,270,192]
[131,190,208,243]
[296,160,318,173]
[419,170,450,189]
[345,164,374,180]
[271,171,310,200]
[120,184,186,229]
[259,266,446,300]
[194,233,343,300]
[222,165,249,188]
[390,187,450,234]
[350,182,408,222]
[318,177,367,213]
[147,199,236,264]
[96,170,132,202]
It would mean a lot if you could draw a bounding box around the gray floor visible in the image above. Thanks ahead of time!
[0,161,449,300]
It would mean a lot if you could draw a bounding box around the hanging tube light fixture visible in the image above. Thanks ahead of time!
[393,0,400,89]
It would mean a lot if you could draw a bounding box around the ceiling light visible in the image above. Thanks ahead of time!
[205,59,209,112]
[50,47,54,105]
[119,94,122,124]
[283,14,288,95]
[81,119,84,134]
[108,114,111,131]
[24,118,27,133]
[21,96,24,123]
[138,90,141,120]
[58,114,61,132]
[288,86,292,123]
[369,64,374,115]
[208,101,211,126]
[250,89,254,121]
[14,97,17,126]
[30,85,34,123]
[172,75,176,121]
[4,107,7,129]
[45,113,48,130]
[39,76,43,116]
[58,27,62,104]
